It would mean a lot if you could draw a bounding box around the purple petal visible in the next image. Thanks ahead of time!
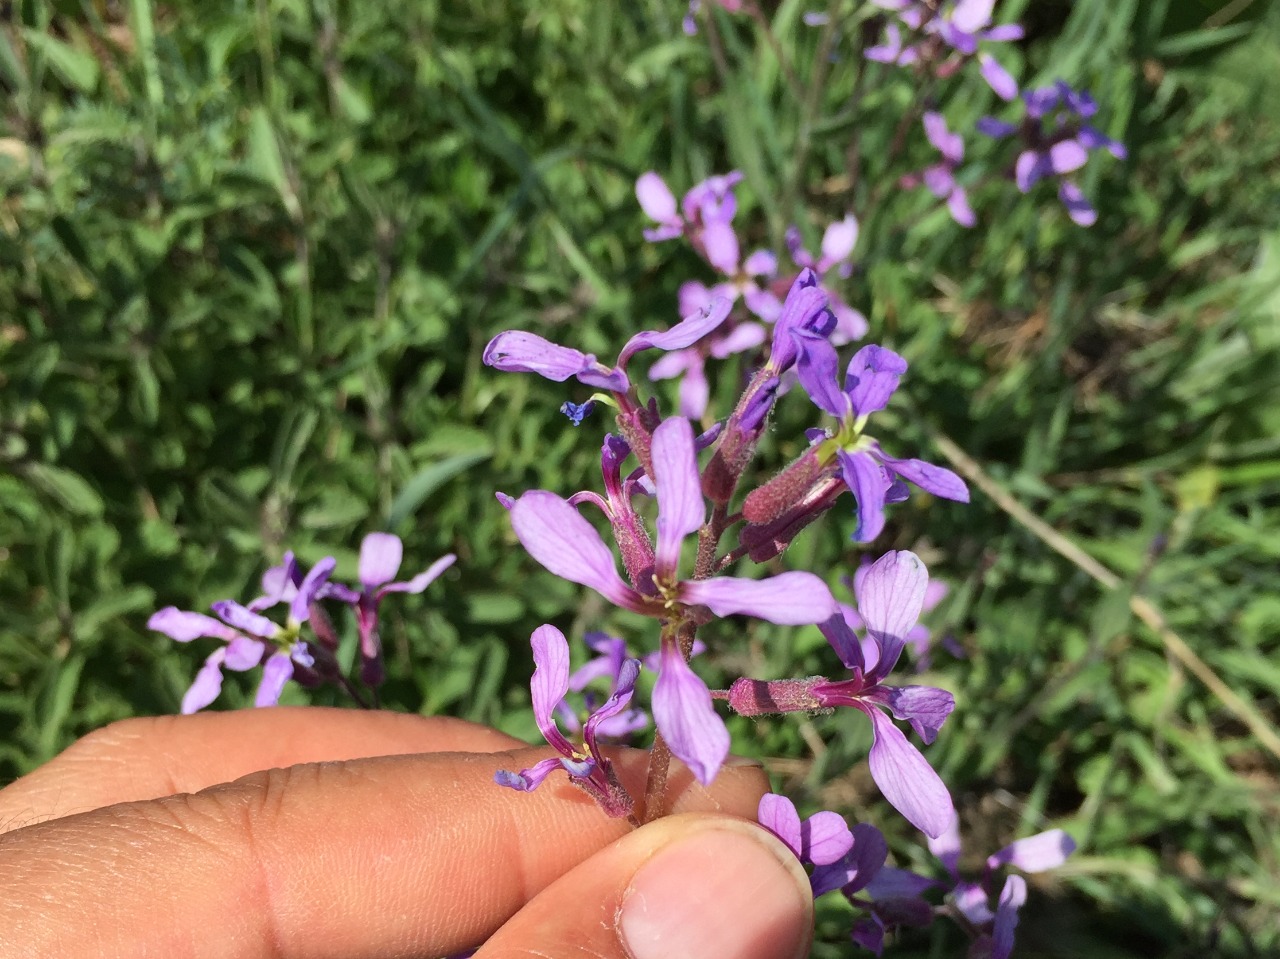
[494,757,563,792]
[988,829,1077,873]
[290,556,335,624]
[223,635,268,670]
[529,624,575,755]
[678,279,716,317]
[851,917,886,956]
[181,649,227,714]
[636,171,678,223]
[1014,150,1049,192]
[758,793,804,859]
[743,248,778,277]
[844,345,907,416]
[251,552,299,611]
[483,331,597,382]
[211,600,280,640]
[648,348,698,381]
[700,221,740,275]
[254,652,294,707]
[148,607,239,643]
[1059,180,1098,226]
[795,332,848,418]
[877,684,955,743]
[865,706,956,838]
[509,492,646,613]
[743,288,783,323]
[954,880,995,924]
[679,570,836,625]
[829,298,869,344]
[802,811,855,865]
[583,657,641,754]
[1049,138,1088,175]
[927,815,962,877]
[767,269,830,373]
[379,553,456,595]
[651,417,706,579]
[976,116,1017,139]
[923,163,956,199]
[991,875,1028,959]
[811,822,889,897]
[677,361,710,419]
[864,865,937,901]
[710,321,768,358]
[979,53,1018,101]
[358,532,402,590]
[618,297,732,367]
[876,450,970,502]
[983,23,1025,42]
[820,215,859,265]
[818,607,865,672]
[652,642,730,785]
[950,0,994,33]
[838,449,888,543]
[856,550,929,656]
[947,186,976,227]
[922,112,962,165]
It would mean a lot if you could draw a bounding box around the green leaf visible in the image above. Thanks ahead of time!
[20,463,105,517]
[387,450,493,529]
[22,30,99,92]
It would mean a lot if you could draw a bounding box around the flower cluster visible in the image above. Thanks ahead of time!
[148,533,453,711]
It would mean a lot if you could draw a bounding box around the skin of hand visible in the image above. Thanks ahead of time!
[0,708,814,959]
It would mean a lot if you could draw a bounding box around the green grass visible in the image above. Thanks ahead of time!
[2,0,1278,954]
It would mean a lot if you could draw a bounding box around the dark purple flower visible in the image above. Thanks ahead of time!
[148,556,334,712]
[495,624,639,818]
[784,216,868,344]
[791,340,968,541]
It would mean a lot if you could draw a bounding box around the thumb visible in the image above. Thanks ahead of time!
[475,813,813,959]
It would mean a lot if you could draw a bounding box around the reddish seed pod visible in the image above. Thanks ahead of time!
[742,449,826,525]
[727,676,827,716]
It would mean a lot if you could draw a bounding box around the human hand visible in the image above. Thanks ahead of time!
[0,708,813,959]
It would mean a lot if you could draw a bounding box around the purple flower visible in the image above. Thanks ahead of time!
[508,416,837,782]
[340,533,455,687]
[792,340,968,542]
[758,793,856,874]
[978,80,1127,225]
[784,216,868,344]
[728,551,957,837]
[149,556,334,712]
[483,297,732,409]
[838,560,950,667]
[495,624,639,818]
[554,631,651,739]
[915,112,976,227]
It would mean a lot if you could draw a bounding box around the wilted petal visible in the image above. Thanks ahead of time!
[380,553,457,595]
[1059,180,1098,226]
[181,649,227,714]
[838,449,889,543]
[254,651,295,707]
[802,811,855,865]
[494,757,563,792]
[758,793,804,859]
[510,492,646,613]
[979,53,1018,101]
[148,607,239,643]
[876,685,955,743]
[876,450,970,502]
[820,215,859,265]
[865,706,955,838]
[652,643,730,785]
[636,171,678,223]
[988,828,1077,873]
[484,331,595,381]
[679,570,836,625]
[991,875,1028,959]
[619,298,733,367]
[651,417,706,579]
[844,345,908,417]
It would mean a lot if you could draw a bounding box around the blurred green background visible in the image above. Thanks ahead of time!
[2,0,1278,955]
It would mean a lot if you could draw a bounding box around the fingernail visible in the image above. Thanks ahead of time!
[618,821,812,959]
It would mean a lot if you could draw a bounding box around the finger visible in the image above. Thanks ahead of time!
[475,812,812,959]
[0,707,520,831]
[0,746,769,959]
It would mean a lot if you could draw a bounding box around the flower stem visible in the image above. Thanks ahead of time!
[642,730,673,824]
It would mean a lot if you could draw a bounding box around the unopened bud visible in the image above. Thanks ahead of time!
[743,449,827,525]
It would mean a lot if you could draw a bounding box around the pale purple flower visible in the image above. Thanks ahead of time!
[508,416,837,782]
[758,793,857,884]
[495,624,639,818]
[149,557,333,712]
[839,561,950,667]
[336,533,455,687]
[729,551,956,837]
[784,216,868,343]
[916,112,976,227]
[793,340,969,541]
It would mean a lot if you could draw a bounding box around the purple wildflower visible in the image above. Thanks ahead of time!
[728,551,957,837]
[758,793,857,882]
[495,624,639,818]
[784,216,868,344]
[148,556,334,713]
[554,631,651,739]
[910,112,976,227]
[978,80,1127,226]
[508,416,837,783]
